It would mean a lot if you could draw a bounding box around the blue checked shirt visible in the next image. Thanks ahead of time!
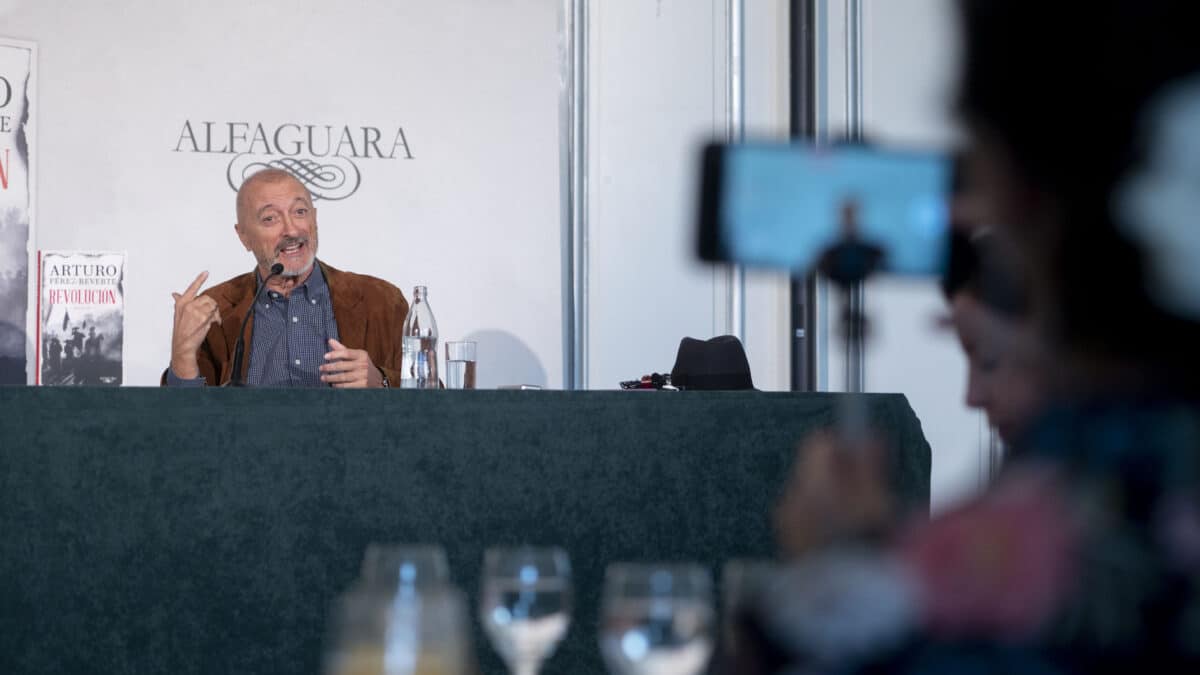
[247,266,340,387]
[167,265,340,387]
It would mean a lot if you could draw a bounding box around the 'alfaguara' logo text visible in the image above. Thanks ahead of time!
[173,120,414,201]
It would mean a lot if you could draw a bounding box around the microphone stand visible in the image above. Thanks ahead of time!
[815,206,882,443]
[225,262,284,387]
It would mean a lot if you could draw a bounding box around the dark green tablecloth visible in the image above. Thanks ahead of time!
[0,388,930,674]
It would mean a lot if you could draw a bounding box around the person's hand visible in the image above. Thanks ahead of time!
[774,431,893,558]
[170,271,220,379]
[320,338,383,388]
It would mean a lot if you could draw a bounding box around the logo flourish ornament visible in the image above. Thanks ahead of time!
[226,154,362,201]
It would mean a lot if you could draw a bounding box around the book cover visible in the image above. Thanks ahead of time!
[0,38,36,384]
[37,250,124,385]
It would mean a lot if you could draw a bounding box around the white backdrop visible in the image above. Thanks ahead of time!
[585,0,793,391]
[2,0,565,387]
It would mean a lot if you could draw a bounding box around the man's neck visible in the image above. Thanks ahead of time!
[260,263,315,298]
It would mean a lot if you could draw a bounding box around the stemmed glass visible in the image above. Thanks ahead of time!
[599,563,715,675]
[479,546,572,675]
[360,543,450,595]
[323,584,471,675]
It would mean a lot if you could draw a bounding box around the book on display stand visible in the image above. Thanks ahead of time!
[35,250,125,386]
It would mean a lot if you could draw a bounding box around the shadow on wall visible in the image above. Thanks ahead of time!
[461,329,547,390]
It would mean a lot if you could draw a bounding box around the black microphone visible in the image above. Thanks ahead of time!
[226,262,284,387]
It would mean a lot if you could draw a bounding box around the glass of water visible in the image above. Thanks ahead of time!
[444,341,477,390]
[359,543,450,594]
[599,563,715,675]
[480,546,572,675]
[323,583,472,675]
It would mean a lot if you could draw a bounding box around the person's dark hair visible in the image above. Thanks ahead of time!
[941,230,1028,319]
[939,230,974,302]
[941,152,1028,317]
[956,0,1200,391]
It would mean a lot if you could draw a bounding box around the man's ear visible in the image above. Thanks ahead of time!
[234,222,251,252]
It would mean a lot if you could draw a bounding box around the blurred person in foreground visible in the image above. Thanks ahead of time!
[762,2,1200,673]
[162,169,409,387]
[941,228,1044,445]
[775,174,1045,561]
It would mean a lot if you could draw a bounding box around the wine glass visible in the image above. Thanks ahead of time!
[599,563,715,675]
[479,546,572,675]
[360,543,450,595]
[323,584,472,675]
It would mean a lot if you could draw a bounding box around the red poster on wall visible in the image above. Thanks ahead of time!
[0,38,35,385]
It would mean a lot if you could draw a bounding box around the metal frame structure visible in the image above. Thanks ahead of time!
[562,0,589,390]
[789,0,866,393]
[843,0,865,393]
[789,0,819,392]
[725,0,746,341]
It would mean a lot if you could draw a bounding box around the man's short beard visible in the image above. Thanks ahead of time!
[255,251,315,279]
[281,256,315,278]
[270,234,317,278]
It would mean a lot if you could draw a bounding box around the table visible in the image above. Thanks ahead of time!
[0,388,930,674]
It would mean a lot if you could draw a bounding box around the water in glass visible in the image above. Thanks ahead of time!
[480,547,572,675]
[323,584,471,675]
[599,564,714,675]
[444,360,476,389]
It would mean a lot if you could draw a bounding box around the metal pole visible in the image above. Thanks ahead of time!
[575,0,590,390]
[790,0,818,392]
[726,0,746,341]
[844,0,865,393]
[561,0,589,390]
[845,0,863,138]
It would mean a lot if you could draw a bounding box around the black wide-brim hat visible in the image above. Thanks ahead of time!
[670,335,754,390]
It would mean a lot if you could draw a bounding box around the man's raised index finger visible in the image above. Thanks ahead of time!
[180,271,209,301]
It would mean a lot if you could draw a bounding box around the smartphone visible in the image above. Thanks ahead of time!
[697,141,952,276]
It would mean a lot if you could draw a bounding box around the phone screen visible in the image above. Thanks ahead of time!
[700,143,951,275]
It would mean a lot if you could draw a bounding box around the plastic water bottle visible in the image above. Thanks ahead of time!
[400,285,439,389]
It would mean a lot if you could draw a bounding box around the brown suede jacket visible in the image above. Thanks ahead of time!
[162,261,409,386]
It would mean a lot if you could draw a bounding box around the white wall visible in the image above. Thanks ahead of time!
[585,0,725,389]
[586,0,792,391]
[742,1,796,393]
[3,0,565,388]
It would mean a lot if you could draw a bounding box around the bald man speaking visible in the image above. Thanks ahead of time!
[163,169,408,388]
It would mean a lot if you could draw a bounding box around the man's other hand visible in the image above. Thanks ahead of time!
[320,338,383,388]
